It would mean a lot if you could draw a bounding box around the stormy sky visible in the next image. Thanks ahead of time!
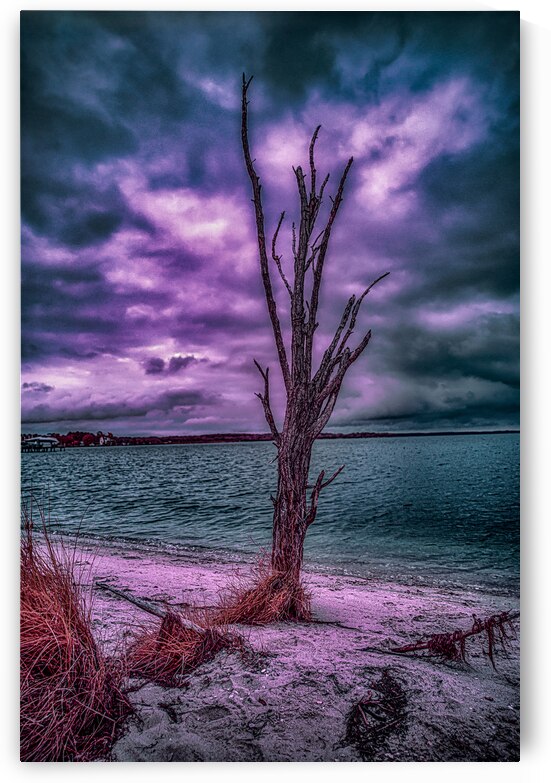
[21,11,519,435]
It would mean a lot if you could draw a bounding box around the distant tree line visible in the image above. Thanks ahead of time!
[20,429,517,449]
[21,431,116,447]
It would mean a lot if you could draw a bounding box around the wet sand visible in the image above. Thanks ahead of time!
[69,538,519,762]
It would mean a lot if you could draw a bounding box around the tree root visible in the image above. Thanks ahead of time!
[391,610,519,668]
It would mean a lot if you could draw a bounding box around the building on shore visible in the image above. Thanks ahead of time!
[21,436,65,452]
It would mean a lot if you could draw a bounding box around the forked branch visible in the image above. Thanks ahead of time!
[336,272,390,356]
[315,271,389,393]
[243,75,388,462]
[253,359,279,444]
[305,464,345,526]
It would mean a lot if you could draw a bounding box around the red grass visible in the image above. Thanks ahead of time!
[20,508,131,761]
[124,556,311,685]
[20,504,312,761]
[126,610,243,687]
[213,558,312,625]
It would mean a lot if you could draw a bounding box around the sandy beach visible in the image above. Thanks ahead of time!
[62,536,521,763]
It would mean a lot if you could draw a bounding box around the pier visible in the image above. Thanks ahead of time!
[21,437,66,453]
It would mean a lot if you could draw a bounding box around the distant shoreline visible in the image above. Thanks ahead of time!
[21,429,520,448]
[143,429,520,442]
[113,429,520,446]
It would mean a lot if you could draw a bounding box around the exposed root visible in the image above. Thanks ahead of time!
[20,507,131,762]
[391,611,519,668]
[126,610,243,687]
[213,561,312,625]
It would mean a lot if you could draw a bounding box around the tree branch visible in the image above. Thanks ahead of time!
[335,272,390,357]
[305,157,354,370]
[321,464,345,489]
[305,470,324,526]
[317,346,353,404]
[314,272,389,394]
[293,165,309,264]
[317,327,373,407]
[314,294,356,388]
[309,125,321,198]
[253,359,280,444]
[311,391,339,439]
[305,464,345,526]
[242,74,291,392]
[271,211,292,298]
[347,328,372,366]
[96,582,206,634]
[319,172,330,202]
[308,157,353,325]
[289,164,312,382]
[305,229,325,272]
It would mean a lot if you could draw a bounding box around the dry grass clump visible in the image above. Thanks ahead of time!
[20,510,131,762]
[126,610,243,687]
[214,559,312,625]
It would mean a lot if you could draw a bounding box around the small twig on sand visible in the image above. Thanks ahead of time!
[311,619,359,631]
[357,704,370,728]
[373,717,401,734]
[345,669,407,761]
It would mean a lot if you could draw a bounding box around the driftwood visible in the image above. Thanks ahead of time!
[390,610,519,668]
[95,581,206,635]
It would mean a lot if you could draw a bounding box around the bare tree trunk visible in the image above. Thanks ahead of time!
[241,75,388,606]
[271,421,313,581]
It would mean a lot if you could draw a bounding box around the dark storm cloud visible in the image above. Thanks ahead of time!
[367,312,520,388]
[21,14,138,169]
[22,175,156,248]
[20,10,519,433]
[168,355,198,373]
[142,354,200,376]
[143,357,165,375]
[411,144,519,301]
[22,382,54,394]
[242,11,518,107]
[21,387,218,424]
[348,393,520,430]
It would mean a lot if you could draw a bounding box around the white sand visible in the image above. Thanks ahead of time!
[69,537,519,762]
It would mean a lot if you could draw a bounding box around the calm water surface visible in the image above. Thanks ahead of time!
[21,434,519,591]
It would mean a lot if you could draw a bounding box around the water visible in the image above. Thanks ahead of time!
[21,434,519,592]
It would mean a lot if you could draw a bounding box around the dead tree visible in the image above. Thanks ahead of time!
[241,75,388,613]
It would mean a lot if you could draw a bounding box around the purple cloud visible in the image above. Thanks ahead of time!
[20,11,519,434]
[143,357,166,375]
[22,382,54,394]
[168,355,198,373]
[22,387,219,425]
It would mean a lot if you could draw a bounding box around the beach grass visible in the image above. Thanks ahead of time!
[20,508,131,761]
[126,609,243,687]
[213,556,312,625]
